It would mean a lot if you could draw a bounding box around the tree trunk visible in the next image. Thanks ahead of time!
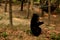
[5,0,8,12]
[21,0,24,11]
[0,0,1,6]
[30,0,33,15]
[48,0,51,26]
[39,0,44,17]
[9,0,13,26]
[27,0,30,18]
[57,0,59,9]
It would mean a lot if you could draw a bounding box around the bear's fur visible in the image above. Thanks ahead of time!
[30,14,44,36]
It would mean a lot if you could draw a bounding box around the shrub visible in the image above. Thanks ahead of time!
[50,32,57,40]
[50,32,60,40]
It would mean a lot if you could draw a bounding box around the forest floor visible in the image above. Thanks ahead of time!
[0,4,60,40]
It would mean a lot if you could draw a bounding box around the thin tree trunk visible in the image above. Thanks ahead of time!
[57,0,59,9]
[21,0,24,11]
[9,0,13,26]
[0,0,1,6]
[39,0,44,17]
[30,0,33,15]
[48,0,51,26]
[27,0,30,18]
[5,0,8,12]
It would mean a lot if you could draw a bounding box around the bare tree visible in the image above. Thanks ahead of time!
[9,0,13,26]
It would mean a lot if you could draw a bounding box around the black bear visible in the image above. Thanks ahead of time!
[30,14,44,37]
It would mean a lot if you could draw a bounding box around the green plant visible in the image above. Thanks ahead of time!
[56,33,60,40]
[50,32,57,40]
[50,32,60,40]
[12,0,17,3]
[12,0,20,5]
[2,32,8,38]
